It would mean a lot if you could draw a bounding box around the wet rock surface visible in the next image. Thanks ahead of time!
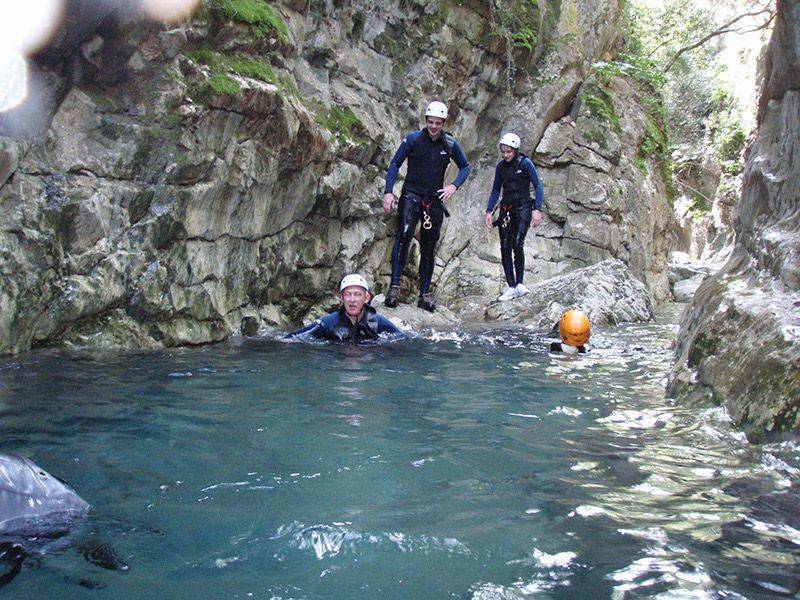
[668,0,800,436]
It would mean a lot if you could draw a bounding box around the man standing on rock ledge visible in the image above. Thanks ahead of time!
[382,100,471,313]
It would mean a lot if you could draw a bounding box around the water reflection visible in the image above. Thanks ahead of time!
[557,307,800,597]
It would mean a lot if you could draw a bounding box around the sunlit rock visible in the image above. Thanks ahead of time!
[672,274,705,303]
[485,259,652,328]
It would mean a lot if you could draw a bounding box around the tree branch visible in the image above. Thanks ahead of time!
[663,8,775,73]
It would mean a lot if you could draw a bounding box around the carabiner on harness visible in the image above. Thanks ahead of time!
[501,204,512,229]
[421,199,433,230]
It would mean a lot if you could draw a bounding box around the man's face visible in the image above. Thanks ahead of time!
[426,117,444,139]
[500,144,516,161]
[341,286,370,319]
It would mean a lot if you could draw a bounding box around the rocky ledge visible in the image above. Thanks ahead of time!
[485,259,652,329]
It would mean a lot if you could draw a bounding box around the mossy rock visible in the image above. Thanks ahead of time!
[184,48,302,103]
[313,104,367,145]
[186,48,278,85]
[489,0,560,57]
[205,0,289,42]
[580,84,621,133]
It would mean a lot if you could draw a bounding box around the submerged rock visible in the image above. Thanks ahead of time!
[668,1,800,437]
[485,259,652,329]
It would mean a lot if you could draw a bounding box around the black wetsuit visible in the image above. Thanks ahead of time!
[285,305,404,343]
[385,129,470,294]
[486,153,544,287]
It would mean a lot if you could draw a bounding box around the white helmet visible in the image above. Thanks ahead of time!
[498,132,521,150]
[340,274,370,293]
[424,101,448,120]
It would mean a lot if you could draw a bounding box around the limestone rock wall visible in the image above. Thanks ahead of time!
[667,0,800,437]
[0,0,676,353]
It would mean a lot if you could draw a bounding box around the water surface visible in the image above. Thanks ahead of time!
[1,305,798,598]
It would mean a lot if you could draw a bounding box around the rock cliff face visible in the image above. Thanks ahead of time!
[668,0,800,437]
[0,0,676,353]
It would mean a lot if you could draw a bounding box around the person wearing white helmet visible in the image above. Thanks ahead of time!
[484,132,544,301]
[382,100,471,313]
[284,274,405,343]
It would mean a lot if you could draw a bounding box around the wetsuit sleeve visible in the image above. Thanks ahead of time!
[376,316,406,337]
[384,132,416,194]
[450,139,471,188]
[486,163,502,213]
[522,157,544,210]
[284,320,327,340]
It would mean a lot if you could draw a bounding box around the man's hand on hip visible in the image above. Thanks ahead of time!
[382,193,395,214]
[437,184,457,201]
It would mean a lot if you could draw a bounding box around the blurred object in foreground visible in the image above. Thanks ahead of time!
[0,48,27,113]
[0,1,66,55]
[141,0,200,24]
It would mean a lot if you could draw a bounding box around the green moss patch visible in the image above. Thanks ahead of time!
[313,104,367,144]
[208,73,240,95]
[187,48,277,84]
[582,86,621,133]
[184,48,303,103]
[206,0,288,42]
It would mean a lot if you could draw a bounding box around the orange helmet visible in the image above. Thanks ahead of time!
[559,310,590,347]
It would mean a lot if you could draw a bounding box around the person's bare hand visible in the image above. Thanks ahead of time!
[532,210,542,227]
[484,213,494,230]
[437,184,457,202]
[382,193,395,214]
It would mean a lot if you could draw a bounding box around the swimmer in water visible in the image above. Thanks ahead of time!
[549,310,590,354]
[284,274,406,343]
